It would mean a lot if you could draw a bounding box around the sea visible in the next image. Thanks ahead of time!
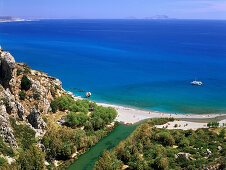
[0,19,226,114]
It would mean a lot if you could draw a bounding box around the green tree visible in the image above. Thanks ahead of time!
[42,125,77,159]
[21,75,32,91]
[65,112,89,127]
[158,132,175,146]
[17,145,45,170]
[94,150,122,170]
[91,106,117,125]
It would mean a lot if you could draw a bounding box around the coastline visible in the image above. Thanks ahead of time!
[95,101,226,125]
[0,20,39,23]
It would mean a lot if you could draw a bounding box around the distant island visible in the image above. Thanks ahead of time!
[145,15,170,19]
[124,15,175,20]
[0,16,37,22]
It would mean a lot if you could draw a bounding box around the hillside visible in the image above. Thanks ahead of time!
[0,47,117,169]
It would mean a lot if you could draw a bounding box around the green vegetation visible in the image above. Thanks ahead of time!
[17,69,22,76]
[43,95,117,165]
[21,75,32,91]
[207,122,220,128]
[0,157,6,166]
[42,123,112,162]
[0,98,7,105]
[50,96,117,132]
[65,112,89,127]
[50,89,56,98]
[10,118,36,150]
[0,135,15,157]
[24,65,31,74]
[17,145,45,170]
[33,92,40,100]
[50,96,97,114]
[19,91,26,100]
[95,118,226,170]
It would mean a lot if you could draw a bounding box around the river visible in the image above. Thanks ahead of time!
[68,123,142,170]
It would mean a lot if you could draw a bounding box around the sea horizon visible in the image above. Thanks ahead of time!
[1,19,226,114]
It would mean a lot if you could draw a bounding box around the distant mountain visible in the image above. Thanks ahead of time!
[145,15,170,19]
[125,16,138,19]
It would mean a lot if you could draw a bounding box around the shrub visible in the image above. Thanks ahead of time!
[42,116,48,123]
[179,138,190,147]
[84,121,94,131]
[219,129,225,138]
[158,132,175,146]
[0,157,6,166]
[207,122,219,128]
[0,98,7,105]
[19,91,26,100]
[10,118,36,150]
[17,145,45,170]
[17,69,22,76]
[33,92,40,100]
[94,150,123,170]
[91,117,105,130]
[50,100,58,113]
[42,125,77,159]
[50,89,56,98]
[21,75,32,91]
[0,136,15,157]
[24,66,31,74]
[154,157,169,170]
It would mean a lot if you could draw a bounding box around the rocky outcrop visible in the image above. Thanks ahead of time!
[3,88,17,115]
[0,105,18,148]
[175,152,191,159]
[16,101,26,120]
[27,108,46,130]
[0,47,65,148]
[0,51,16,89]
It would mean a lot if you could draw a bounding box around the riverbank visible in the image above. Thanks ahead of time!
[96,102,226,125]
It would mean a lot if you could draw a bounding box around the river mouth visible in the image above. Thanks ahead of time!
[68,122,143,170]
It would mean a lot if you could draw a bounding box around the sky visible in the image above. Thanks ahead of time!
[0,0,226,19]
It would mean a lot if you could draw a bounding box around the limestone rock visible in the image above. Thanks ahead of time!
[207,149,212,155]
[175,152,191,159]
[16,101,26,120]
[0,51,16,89]
[0,105,18,148]
[217,146,222,151]
[54,78,62,88]
[3,88,18,115]
[27,108,46,130]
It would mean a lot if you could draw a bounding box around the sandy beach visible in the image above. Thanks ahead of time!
[96,102,226,128]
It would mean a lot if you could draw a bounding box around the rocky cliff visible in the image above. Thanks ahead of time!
[0,46,66,148]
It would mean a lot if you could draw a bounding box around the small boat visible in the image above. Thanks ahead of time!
[190,80,203,86]
[79,90,85,92]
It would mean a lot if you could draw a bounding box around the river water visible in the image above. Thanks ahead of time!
[68,123,142,170]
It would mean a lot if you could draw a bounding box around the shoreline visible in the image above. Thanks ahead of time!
[94,101,226,124]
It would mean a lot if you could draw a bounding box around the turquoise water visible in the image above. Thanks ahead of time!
[0,19,226,114]
[68,123,141,170]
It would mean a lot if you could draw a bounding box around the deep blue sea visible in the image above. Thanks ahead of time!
[0,19,226,114]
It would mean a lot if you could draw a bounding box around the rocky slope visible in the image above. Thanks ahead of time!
[0,46,68,160]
